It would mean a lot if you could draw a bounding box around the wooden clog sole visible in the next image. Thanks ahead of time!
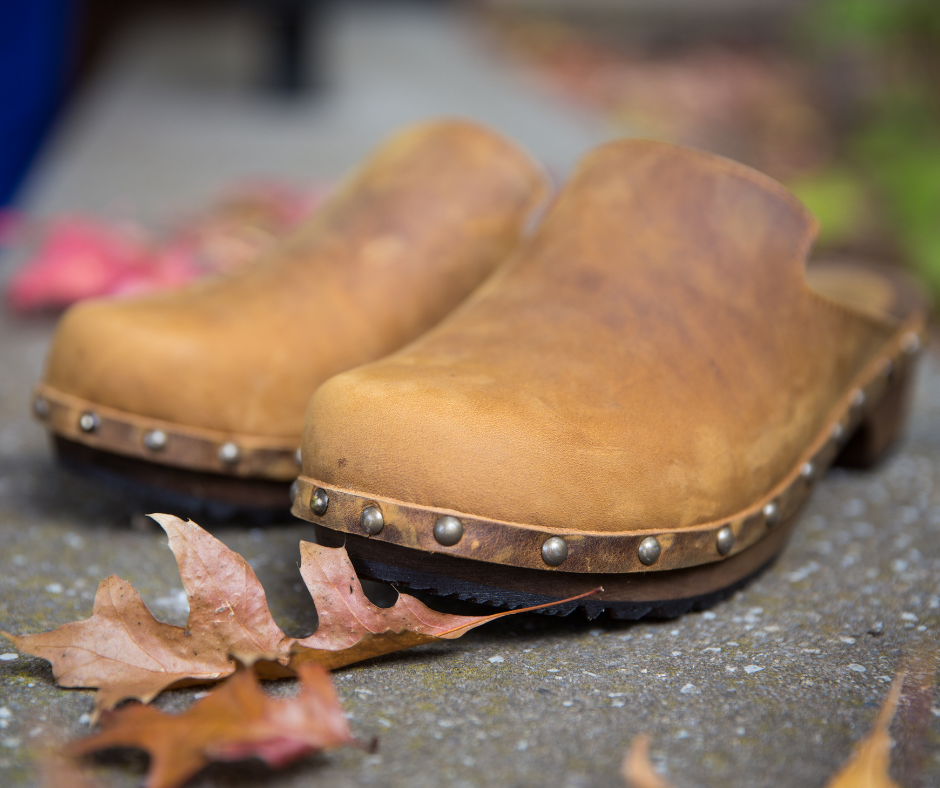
[33,383,299,517]
[54,437,292,520]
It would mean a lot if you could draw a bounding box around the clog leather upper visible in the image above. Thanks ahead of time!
[302,140,896,532]
[42,121,549,440]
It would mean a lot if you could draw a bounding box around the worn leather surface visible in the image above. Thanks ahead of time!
[304,140,898,533]
[43,120,548,438]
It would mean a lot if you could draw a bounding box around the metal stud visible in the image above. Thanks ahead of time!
[143,429,167,451]
[800,462,815,482]
[289,480,299,505]
[311,487,329,516]
[78,412,99,433]
[901,332,920,355]
[360,505,384,535]
[716,526,734,556]
[830,422,844,442]
[294,448,302,467]
[851,389,865,409]
[637,536,661,566]
[218,442,240,464]
[762,501,780,527]
[541,536,568,566]
[433,516,464,546]
[33,397,50,418]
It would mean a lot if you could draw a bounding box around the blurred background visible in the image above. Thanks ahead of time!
[1,0,939,308]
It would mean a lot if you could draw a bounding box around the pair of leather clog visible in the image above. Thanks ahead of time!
[34,120,928,618]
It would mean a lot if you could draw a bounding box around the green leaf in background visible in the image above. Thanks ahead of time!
[809,0,940,49]
[802,0,940,300]
[854,105,940,294]
[788,168,869,248]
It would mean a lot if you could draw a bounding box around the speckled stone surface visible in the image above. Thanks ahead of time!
[1,5,939,788]
[1,323,939,788]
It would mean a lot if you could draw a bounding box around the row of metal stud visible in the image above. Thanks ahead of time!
[298,340,886,570]
[303,482,781,568]
[32,398,303,469]
[305,488,506,558]
[627,337,916,568]
[300,327,910,569]
[41,331,922,570]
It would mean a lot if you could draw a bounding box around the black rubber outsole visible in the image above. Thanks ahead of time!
[313,524,788,621]
[54,437,292,524]
[365,554,773,621]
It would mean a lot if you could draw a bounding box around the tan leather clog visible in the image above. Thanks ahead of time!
[292,139,928,617]
[33,120,549,514]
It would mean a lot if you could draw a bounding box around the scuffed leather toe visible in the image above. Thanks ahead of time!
[44,288,309,437]
[39,119,550,452]
[303,361,591,531]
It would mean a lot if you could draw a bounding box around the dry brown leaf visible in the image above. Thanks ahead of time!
[4,574,233,713]
[155,512,291,663]
[3,514,598,716]
[285,539,577,671]
[66,664,357,788]
[31,731,105,788]
[2,514,283,716]
[890,650,936,787]
[825,673,904,788]
[40,751,103,788]
[622,673,911,788]
[621,734,676,788]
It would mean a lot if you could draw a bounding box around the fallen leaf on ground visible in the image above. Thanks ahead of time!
[3,514,599,717]
[284,539,580,672]
[66,664,357,788]
[621,734,675,788]
[2,514,283,715]
[889,649,936,788]
[5,183,325,312]
[40,750,103,788]
[622,671,913,788]
[824,672,903,788]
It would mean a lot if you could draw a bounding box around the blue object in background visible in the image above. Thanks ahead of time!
[0,0,76,207]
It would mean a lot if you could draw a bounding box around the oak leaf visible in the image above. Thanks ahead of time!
[622,672,912,788]
[3,513,285,715]
[40,749,104,788]
[5,574,233,714]
[3,514,598,717]
[66,664,357,788]
[284,539,554,672]
[824,672,903,788]
[621,734,674,788]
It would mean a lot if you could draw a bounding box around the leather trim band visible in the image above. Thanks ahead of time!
[291,321,925,573]
[32,384,301,481]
